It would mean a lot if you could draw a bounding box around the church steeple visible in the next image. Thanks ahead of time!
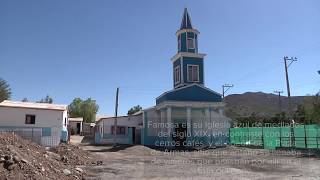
[180,8,193,30]
[176,8,199,54]
[171,8,206,89]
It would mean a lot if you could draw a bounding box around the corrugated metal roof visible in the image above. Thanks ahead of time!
[0,100,67,111]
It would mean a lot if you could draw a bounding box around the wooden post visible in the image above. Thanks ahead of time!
[113,87,119,146]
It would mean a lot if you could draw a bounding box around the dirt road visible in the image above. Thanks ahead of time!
[79,144,320,180]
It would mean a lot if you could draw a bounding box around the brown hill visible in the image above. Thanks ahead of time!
[224,92,305,119]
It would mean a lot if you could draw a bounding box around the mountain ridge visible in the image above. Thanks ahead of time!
[224,92,306,119]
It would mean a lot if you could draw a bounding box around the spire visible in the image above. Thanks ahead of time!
[180,8,193,30]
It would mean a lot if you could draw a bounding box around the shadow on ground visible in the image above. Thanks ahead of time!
[80,136,94,144]
[87,144,134,152]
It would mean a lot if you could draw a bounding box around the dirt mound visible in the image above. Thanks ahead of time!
[51,143,101,166]
[0,132,98,180]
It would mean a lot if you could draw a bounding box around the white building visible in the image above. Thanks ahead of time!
[0,100,68,147]
[68,117,83,135]
[95,111,143,145]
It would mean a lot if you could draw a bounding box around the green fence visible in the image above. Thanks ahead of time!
[230,124,320,149]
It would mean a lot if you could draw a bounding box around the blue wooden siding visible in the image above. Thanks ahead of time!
[182,57,204,84]
[179,32,197,53]
[179,32,187,52]
[156,84,222,104]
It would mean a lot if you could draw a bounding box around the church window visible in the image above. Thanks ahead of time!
[174,66,180,84]
[187,65,199,82]
[187,38,195,49]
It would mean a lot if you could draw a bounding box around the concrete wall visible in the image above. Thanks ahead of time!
[95,114,142,145]
[69,121,82,135]
[142,108,162,146]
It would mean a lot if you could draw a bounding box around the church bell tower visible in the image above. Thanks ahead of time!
[172,8,206,89]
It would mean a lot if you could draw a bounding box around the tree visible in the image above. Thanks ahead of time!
[0,78,11,102]
[127,105,142,115]
[22,98,29,102]
[68,98,83,117]
[294,95,320,124]
[68,98,99,123]
[294,105,307,123]
[37,95,53,104]
[310,94,320,124]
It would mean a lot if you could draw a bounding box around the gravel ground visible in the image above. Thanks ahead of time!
[81,145,320,180]
[0,133,100,180]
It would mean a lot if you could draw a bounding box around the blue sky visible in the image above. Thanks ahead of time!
[0,0,319,115]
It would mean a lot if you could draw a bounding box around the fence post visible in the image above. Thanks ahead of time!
[247,127,250,145]
[229,128,231,145]
[279,127,282,147]
[32,128,34,142]
[317,127,319,149]
[290,125,295,148]
[261,126,264,148]
[304,125,307,148]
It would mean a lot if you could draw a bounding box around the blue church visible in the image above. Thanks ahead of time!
[142,8,231,148]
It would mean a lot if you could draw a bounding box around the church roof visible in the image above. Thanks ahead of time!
[156,84,222,105]
[180,8,193,30]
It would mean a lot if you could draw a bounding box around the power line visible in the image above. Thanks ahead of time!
[222,84,234,98]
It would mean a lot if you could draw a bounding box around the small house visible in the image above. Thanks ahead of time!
[0,100,68,147]
[68,117,83,135]
[95,111,143,145]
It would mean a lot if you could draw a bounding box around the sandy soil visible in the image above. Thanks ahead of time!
[80,144,320,180]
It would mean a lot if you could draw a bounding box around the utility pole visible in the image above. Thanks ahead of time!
[284,56,297,119]
[283,56,297,148]
[274,90,283,114]
[113,87,119,146]
[222,84,234,98]
[318,71,320,95]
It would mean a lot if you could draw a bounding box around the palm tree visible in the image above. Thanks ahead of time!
[0,78,11,102]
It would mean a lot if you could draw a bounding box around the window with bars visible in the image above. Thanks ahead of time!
[187,65,199,82]
[25,115,35,124]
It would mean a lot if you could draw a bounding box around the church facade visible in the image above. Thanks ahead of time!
[142,8,231,148]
